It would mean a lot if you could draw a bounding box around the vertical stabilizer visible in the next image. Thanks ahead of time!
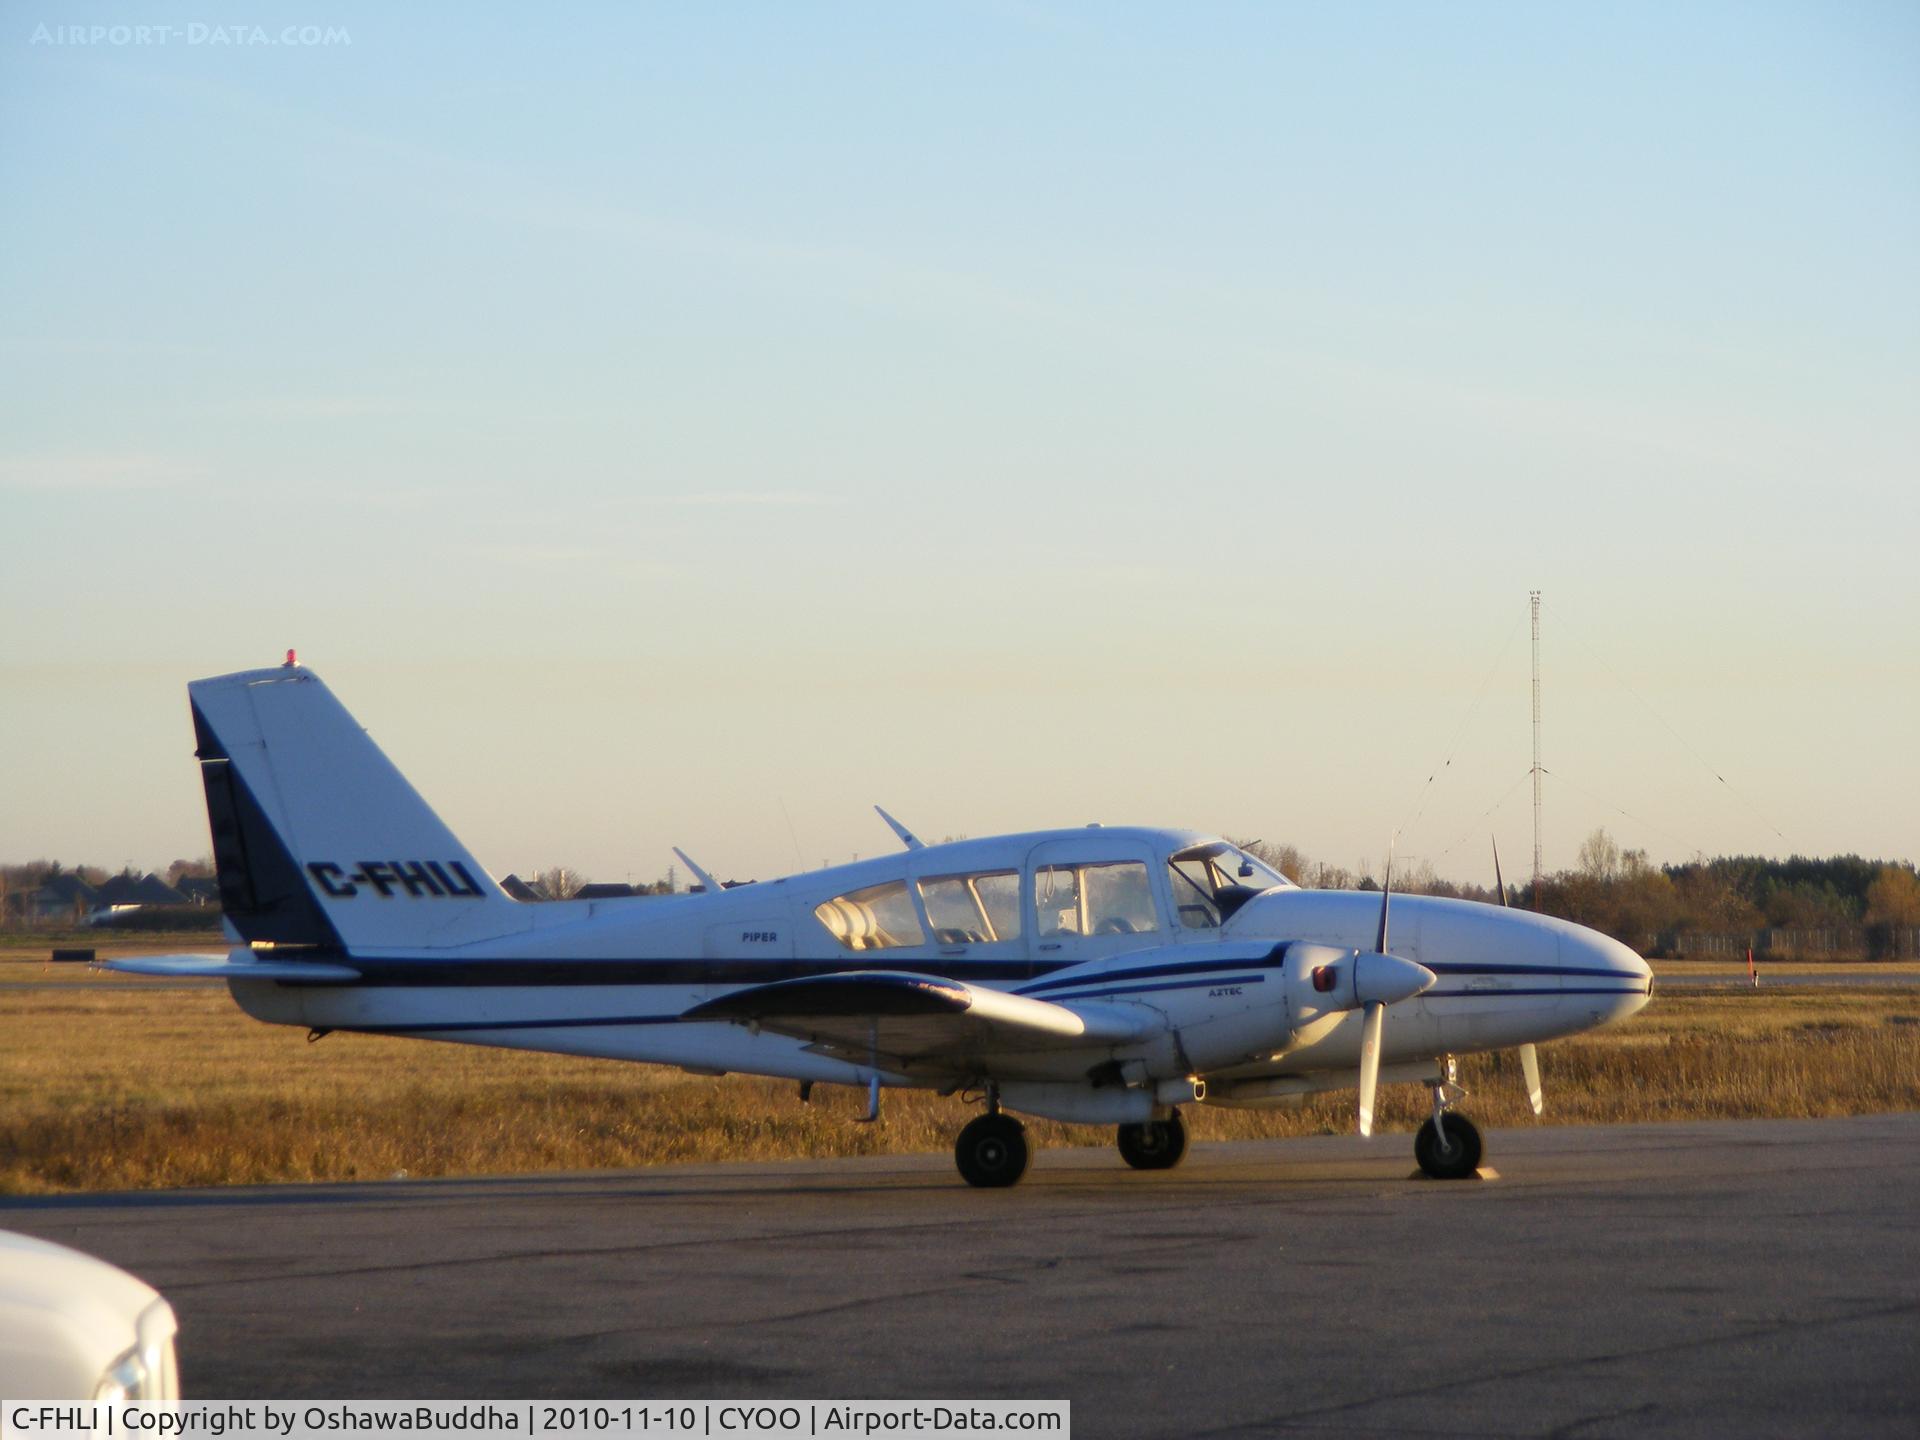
[190,666,523,951]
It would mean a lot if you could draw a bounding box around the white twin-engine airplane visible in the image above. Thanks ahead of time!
[109,664,1654,1188]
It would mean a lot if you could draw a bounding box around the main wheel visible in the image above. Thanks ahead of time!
[1414,1112,1483,1180]
[1117,1111,1188,1171]
[955,1112,1030,1188]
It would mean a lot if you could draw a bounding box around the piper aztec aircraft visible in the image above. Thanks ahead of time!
[108,663,1654,1188]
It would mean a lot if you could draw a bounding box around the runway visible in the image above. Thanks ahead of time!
[1659,971,1920,990]
[6,1115,1917,1437]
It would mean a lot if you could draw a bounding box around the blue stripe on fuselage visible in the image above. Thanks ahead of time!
[1423,986,1646,998]
[1424,962,1646,981]
[275,954,1645,996]
[1015,949,1288,997]
[310,956,1064,987]
[1034,974,1268,1002]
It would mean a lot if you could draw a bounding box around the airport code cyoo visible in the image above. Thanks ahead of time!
[1,1406,1069,1439]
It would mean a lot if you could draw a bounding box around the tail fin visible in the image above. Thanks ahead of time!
[190,665,522,951]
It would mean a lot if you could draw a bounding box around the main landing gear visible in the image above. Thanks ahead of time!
[955,1108,1030,1188]
[1117,1111,1188,1171]
[1414,1057,1483,1180]
[952,1105,1191,1187]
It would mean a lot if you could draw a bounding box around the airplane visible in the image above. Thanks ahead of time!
[106,661,1654,1188]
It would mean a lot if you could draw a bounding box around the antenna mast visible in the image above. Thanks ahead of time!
[1530,590,1543,900]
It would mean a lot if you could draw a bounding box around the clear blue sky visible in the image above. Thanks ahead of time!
[3,2,1915,885]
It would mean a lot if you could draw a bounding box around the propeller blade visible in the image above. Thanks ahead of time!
[1357,1001,1385,1137]
[1375,852,1393,955]
[1494,845,1541,1110]
[1519,1042,1544,1115]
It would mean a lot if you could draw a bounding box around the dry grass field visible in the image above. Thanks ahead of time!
[2,936,1916,1194]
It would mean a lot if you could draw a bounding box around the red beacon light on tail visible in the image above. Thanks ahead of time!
[284,649,297,668]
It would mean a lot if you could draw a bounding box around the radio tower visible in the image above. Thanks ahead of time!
[1530,590,1543,902]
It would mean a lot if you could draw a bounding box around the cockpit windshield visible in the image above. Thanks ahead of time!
[1166,841,1289,929]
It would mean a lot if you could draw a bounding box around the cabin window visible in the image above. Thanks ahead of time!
[919,870,1023,945]
[1035,861,1160,938]
[814,880,926,951]
[975,871,1023,942]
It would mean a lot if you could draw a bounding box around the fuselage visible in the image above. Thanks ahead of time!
[230,825,1652,1114]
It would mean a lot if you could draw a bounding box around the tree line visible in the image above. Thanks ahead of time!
[1248,830,1920,957]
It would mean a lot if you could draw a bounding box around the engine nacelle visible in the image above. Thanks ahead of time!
[1281,942,1434,1038]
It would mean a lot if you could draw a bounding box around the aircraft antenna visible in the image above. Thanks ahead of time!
[1530,590,1542,905]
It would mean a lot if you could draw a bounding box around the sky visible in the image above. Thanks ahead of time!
[2,2,1916,888]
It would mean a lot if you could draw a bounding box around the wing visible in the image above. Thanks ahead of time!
[682,969,1156,1071]
[100,953,362,982]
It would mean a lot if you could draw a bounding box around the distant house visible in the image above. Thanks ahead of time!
[575,882,638,900]
[94,873,185,907]
[497,875,663,902]
[499,873,546,902]
[11,872,99,924]
[173,875,220,907]
[88,873,185,924]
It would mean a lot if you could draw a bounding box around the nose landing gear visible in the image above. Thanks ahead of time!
[1414,1056,1484,1180]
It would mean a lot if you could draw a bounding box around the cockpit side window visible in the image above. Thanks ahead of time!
[814,879,926,951]
[1168,842,1284,927]
[1169,858,1223,929]
[919,870,1022,944]
[1035,861,1161,938]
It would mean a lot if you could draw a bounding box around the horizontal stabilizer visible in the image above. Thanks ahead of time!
[683,970,1155,1071]
[101,953,362,983]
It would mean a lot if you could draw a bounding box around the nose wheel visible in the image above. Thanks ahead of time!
[1117,1111,1188,1170]
[1414,1060,1483,1179]
[1414,1112,1482,1178]
[955,1111,1030,1188]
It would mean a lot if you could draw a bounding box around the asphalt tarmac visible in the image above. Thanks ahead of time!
[6,1115,1916,1438]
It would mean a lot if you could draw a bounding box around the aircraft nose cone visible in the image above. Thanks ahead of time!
[1355,951,1437,1007]
[1567,928,1654,1021]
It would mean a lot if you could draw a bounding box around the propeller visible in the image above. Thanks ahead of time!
[1493,837,1546,1116]
[1356,854,1397,1137]
[1277,853,1432,1138]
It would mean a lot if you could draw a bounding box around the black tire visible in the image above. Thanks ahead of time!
[1117,1112,1188,1171]
[955,1113,1030,1188]
[1415,1113,1483,1180]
